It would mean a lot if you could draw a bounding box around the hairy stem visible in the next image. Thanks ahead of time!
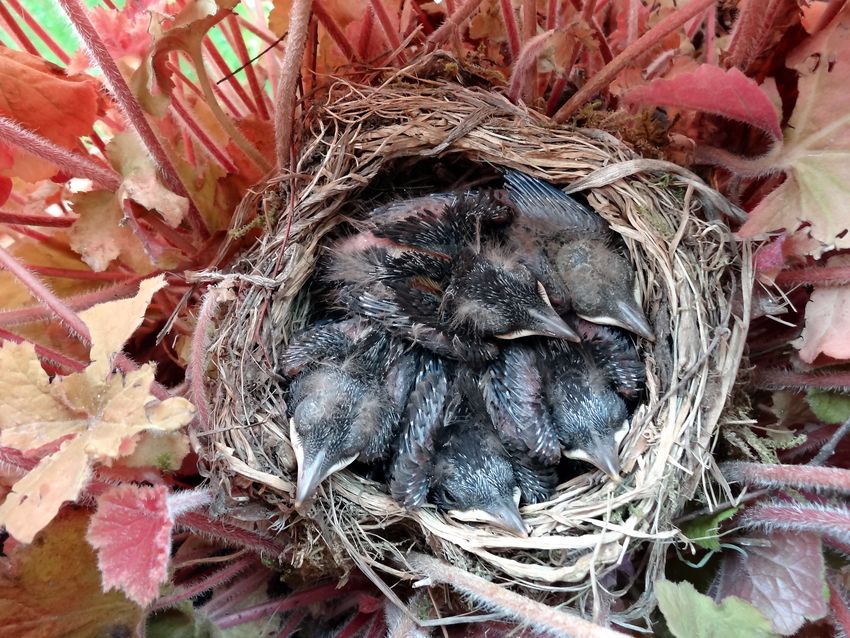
[0,117,121,190]
[152,555,257,611]
[408,554,630,637]
[426,0,485,50]
[740,502,850,544]
[553,0,716,122]
[724,462,850,493]
[274,0,312,169]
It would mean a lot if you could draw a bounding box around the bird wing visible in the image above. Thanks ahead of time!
[480,346,562,465]
[511,455,558,505]
[581,324,646,400]
[390,356,450,509]
[279,322,356,377]
[503,170,609,234]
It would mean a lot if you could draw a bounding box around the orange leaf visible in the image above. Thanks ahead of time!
[0,47,100,181]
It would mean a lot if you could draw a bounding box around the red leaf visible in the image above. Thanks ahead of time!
[796,255,850,363]
[86,484,173,607]
[623,64,782,139]
[714,531,828,635]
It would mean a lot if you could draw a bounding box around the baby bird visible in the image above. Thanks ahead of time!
[427,377,526,536]
[283,322,410,509]
[540,336,638,481]
[325,189,578,362]
[503,170,654,341]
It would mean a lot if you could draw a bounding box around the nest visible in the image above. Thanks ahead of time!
[198,56,752,615]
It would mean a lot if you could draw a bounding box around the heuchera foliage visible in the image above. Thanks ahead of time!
[0,0,849,636]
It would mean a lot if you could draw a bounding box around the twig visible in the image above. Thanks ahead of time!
[408,554,631,638]
[810,416,850,466]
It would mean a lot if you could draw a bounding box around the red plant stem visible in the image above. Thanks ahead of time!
[203,566,272,619]
[408,554,631,637]
[553,0,716,122]
[0,1,39,55]
[705,3,716,65]
[171,97,239,173]
[313,0,358,64]
[521,0,537,103]
[170,60,244,119]
[203,39,258,116]
[56,0,209,239]
[752,368,850,392]
[274,0,312,169]
[216,584,347,629]
[546,0,556,30]
[498,0,521,60]
[225,14,270,120]
[740,502,850,541]
[0,117,121,191]
[175,512,289,558]
[356,5,375,60]
[775,266,850,287]
[6,225,82,259]
[0,280,140,327]
[26,265,133,281]
[509,30,554,103]
[304,18,318,100]
[0,326,86,373]
[369,0,407,64]
[151,555,257,611]
[0,210,77,228]
[187,285,225,435]
[6,0,70,63]
[337,614,372,638]
[829,581,850,637]
[236,14,279,45]
[810,0,847,35]
[0,245,92,344]
[426,0,486,50]
[409,0,435,35]
[275,610,307,637]
[724,462,850,494]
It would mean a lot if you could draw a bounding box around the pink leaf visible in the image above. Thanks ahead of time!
[714,531,828,635]
[86,484,173,607]
[796,255,850,363]
[623,64,782,139]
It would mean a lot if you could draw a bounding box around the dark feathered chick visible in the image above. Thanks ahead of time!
[503,170,654,341]
[324,189,578,361]
[539,340,631,481]
[283,323,408,509]
[390,354,451,509]
[427,377,526,536]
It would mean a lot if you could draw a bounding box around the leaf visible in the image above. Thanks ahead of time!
[806,390,850,424]
[107,132,189,228]
[68,190,153,273]
[121,430,190,471]
[682,507,740,551]
[0,509,142,637]
[80,274,166,382]
[87,484,173,606]
[738,5,850,248]
[656,579,775,638]
[713,532,828,635]
[623,64,782,139]
[0,46,100,182]
[795,255,850,363]
[0,275,196,542]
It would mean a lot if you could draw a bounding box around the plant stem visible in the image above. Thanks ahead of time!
[274,0,312,169]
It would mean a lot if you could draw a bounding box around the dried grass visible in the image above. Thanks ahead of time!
[196,54,752,617]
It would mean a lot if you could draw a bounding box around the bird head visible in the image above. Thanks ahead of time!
[554,386,629,482]
[288,370,385,510]
[555,240,654,341]
[447,250,579,342]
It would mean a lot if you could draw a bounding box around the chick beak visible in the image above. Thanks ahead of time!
[527,307,581,342]
[565,435,622,483]
[483,499,528,537]
[609,299,654,341]
[294,447,328,510]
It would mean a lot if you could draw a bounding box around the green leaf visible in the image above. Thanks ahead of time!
[682,507,740,551]
[805,390,850,424]
[656,580,777,638]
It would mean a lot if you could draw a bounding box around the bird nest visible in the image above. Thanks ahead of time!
[197,56,752,613]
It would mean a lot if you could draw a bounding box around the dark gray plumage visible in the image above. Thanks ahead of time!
[324,189,578,362]
[283,323,408,509]
[427,379,526,536]
[503,170,654,341]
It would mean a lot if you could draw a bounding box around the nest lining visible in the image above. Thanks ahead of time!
[199,58,752,604]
